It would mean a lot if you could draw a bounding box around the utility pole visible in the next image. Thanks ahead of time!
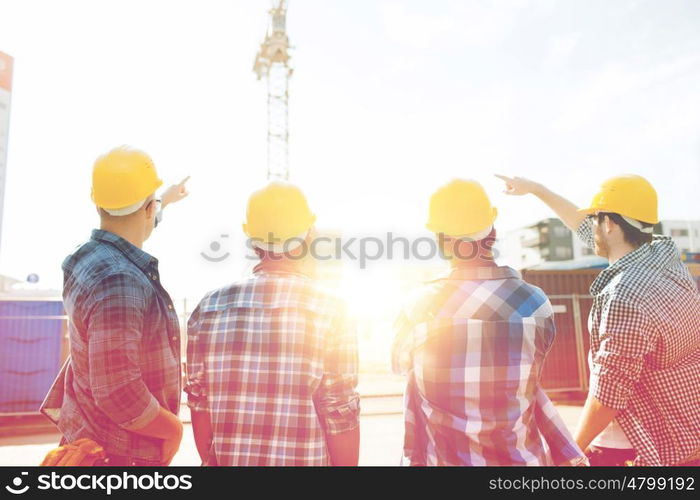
[253,1,292,181]
[0,51,14,263]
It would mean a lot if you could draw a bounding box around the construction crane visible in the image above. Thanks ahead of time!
[253,0,292,181]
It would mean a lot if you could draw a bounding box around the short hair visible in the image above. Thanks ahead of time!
[597,212,653,248]
[442,227,497,262]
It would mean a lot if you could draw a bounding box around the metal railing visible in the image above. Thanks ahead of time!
[0,291,593,417]
[542,294,592,393]
[0,297,67,416]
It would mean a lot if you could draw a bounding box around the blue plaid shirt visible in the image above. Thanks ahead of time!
[41,229,182,462]
[392,265,585,466]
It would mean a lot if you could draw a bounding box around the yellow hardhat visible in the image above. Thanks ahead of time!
[426,179,497,238]
[578,174,658,224]
[243,181,316,250]
[91,146,163,210]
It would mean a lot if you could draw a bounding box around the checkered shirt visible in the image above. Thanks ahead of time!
[40,230,182,462]
[185,266,360,466]
[577,218,700,465]
[392,265,585,466]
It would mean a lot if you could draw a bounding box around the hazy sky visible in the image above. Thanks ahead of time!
[1,0,699,301]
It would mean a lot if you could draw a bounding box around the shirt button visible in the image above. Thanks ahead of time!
[167,304,173,310]
[172,336,178,342]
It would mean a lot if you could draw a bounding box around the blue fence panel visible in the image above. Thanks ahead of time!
[0,300,64,413]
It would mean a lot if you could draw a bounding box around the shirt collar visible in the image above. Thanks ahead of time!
[91,229,158,273]
[253,257,312,278]
[590,235,676,295]
[439,265,521,282]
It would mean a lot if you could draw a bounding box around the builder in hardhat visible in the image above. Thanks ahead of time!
[185,181,360,466]
[41,146,190,466]
[496,173,700,466]
[391,179,587,466]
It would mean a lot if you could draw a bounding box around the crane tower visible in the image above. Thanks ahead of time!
[253,0,292,181]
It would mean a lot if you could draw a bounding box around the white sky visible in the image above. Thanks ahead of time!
[1,0,699,301]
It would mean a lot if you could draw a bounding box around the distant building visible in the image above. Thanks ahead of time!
[501,218,594,270]
[502,217,700,270]
[655,220,700,254]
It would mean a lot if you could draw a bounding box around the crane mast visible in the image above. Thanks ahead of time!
[253,0,292,181]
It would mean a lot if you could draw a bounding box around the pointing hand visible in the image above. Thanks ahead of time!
[494,174,541,196]
[161,176,191,209]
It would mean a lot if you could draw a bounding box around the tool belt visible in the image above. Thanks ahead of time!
[40,438,106,466]
[40,438,163,466]
[99,454,164,466]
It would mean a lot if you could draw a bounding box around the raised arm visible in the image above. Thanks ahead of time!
[495,175,586,232]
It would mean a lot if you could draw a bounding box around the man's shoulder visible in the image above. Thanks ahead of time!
[398,280,451,323]
[63,239,149,293]
[615,265,698,311]
[611,259,664,294]
[478,276,552,319]
[510,278,551,308]
[192,281,247,313]
[194,273,345,315]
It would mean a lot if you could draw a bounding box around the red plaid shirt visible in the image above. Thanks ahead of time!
[185,262,359,466]
[578,218,700,465]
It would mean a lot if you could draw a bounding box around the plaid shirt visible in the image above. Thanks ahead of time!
[577,218,700,465]
[185,263,360,466]
[392,265,585,466]
[40,229,182,462]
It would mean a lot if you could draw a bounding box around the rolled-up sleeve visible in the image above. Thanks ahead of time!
[534,388,585,465]
[185,303,209,412]
[590,298,656,410]
[86,272,161,429]
[316,299,359,435]
[576,217,595,249]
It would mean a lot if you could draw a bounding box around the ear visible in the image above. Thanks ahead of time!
[603,215,615,234]
[145,199,156,219]
[305,226,316,242]
[437,234,454,258]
